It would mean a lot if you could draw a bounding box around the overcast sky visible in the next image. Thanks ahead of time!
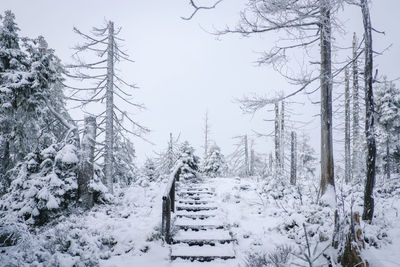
[2,1,400,167]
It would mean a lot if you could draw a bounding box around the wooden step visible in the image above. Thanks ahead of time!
[176,214,216,220]
[178,200,211,205]
[179,191,214,195]
[171,243,235,261]
[173,229,234,245]
[176,209,217,217]
[176,205,217,212]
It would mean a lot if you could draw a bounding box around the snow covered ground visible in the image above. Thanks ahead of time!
[1,176,399,266]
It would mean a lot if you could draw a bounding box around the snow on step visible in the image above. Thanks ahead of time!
[170,243,235,260]
[174,229,232,242]
[175,216,222,226]
[179,191,214,195]
[178,199,211,205]
[169,259,237,267]
[176,209,217,217]
[176,205,217,212]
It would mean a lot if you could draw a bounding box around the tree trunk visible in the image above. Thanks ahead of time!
[104,21,115,194]
[386,125,390,181]
[290,131,297,185]
[78,116,96,209]
[204,111,209,161]
[281,101,285,172]
[168,133,174,172]
[0,138,10,194]
[345,68,351,183]
[320,0,335,195]
[249,140,255,176]
[274,102,281,176]
[352,33,360,181]
[244,134,249,176]
[361,0,376,222]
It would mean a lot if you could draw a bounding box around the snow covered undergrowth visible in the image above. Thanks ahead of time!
[210,175,400,267]
[0,182,170,267]
[1,175,399,266]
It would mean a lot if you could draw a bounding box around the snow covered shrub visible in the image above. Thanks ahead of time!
[244,245,293,267]
[203,144,226,177]
[176,141,199,180]
[1,143,79,225]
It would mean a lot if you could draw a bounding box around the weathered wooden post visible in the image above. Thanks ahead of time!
[170,179,175,212]
[78,116,96,209]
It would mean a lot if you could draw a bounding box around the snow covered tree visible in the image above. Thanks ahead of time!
[142,158,157,182]
[176,141,199,180]
[298,133,317,179]
[153,133,181,180]
[228,135,249,177]
[67,21,148,195]
[0,12,70,195]
[113,132,137,186]
[1,143,79,225]
[0,10,29,189]
[375,79,400,180]
[203,144,226,178]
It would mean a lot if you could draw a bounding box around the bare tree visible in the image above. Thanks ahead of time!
[344,68,351,183]
[186,0,343,196]
[67,21,148,194]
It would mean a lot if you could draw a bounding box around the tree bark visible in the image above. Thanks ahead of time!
[345,68,351,183]
[290,131,297,185]
[78,116,96,209]
[361,0,376,222]
[244,134,249,176]
[320,0,335,195]
[104,21,115,194]
[352,33,360,181]
[281,101,285,172]
[275,102,281,176]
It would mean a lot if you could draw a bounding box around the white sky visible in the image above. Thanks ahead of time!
[2,1,399,167]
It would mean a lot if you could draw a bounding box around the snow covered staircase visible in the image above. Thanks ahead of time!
[170,183,236,262]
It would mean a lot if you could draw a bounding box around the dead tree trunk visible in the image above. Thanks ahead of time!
[281,101,285,173]
[275,102,281,176]
[78,116,97,209]
[386,125,391,181]
[249,140,255,176]
[345,68,351,183]
[104,21,115,194]
[320,0,335,195]
[167,133,174,172]
[244,134,249,176]
[203,111,210,161]
[352,33,360,181]
[290,131,297,185]
[361,0,376,222]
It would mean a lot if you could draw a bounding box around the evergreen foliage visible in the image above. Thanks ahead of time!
[176,141,199,180]
[203,144,226,178]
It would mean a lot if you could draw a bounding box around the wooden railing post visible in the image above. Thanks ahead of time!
[170,179,175,212]
[161,165,182,245]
